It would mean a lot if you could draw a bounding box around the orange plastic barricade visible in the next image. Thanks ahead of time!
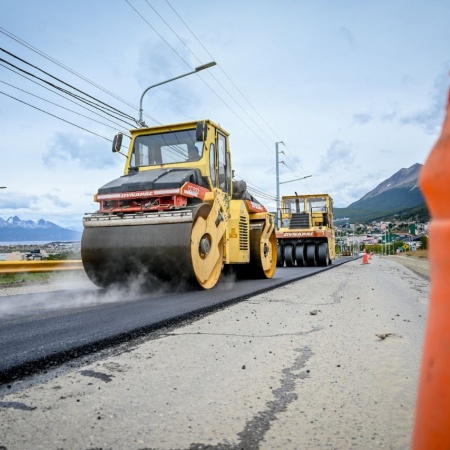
[362,250,369,264]
[413,89,450,449]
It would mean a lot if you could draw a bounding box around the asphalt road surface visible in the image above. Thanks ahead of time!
[0,258,352,383]
[0,256,429,450]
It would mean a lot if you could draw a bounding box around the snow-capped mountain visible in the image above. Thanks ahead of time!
[0,216,82,242]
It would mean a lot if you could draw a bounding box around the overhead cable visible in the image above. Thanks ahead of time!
[143,0,276,146]
[0,47,135,121]
[0,63,135,129]
[0,26,160,125]
[0,79,131,135]
[0,57,136,127]
[0,90,112,142]
[125,0,276,156]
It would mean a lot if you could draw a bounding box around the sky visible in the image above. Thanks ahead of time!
[0,0,449,231]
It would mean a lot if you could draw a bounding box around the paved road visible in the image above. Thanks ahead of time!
[0,256,429,450]
[0,258,353,383]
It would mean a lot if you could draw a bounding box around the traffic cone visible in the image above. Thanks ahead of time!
[412,89,450,449]
[362,250,369,264]
[369,251,373,260]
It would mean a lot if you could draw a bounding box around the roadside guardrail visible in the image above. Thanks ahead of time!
[0,260,83,274]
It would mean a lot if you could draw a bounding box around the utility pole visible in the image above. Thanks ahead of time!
[275,141,284,228]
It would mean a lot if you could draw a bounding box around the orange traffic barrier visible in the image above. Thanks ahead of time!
[362,250,369,264]
[413,89,450,449]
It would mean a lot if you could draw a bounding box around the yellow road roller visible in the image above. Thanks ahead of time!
[81,120,277,289]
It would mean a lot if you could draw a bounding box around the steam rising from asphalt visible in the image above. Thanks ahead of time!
[0,268,191,319]
[0,256,241,318]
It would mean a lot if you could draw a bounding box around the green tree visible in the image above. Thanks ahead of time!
[420,235,428,250]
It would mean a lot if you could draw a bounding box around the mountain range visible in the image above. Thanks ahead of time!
[334,163,428,223]
[0,216,82,242]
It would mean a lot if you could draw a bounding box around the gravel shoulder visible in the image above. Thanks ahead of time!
[0,256,429,450]
[387,255,430,280]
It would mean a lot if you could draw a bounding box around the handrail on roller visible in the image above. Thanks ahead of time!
[0,260,83,273]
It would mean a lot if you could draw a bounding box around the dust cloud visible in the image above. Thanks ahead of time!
[0,267,192,319]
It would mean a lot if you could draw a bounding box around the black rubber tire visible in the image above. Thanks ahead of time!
[277,244,285,267]
[306,243,316,266]
[316,242,329,266]
[234,225,277,279]
[295,243,306,267]
[284,244,295,267]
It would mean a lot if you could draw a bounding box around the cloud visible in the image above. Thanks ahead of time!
[399,69,449,134]
[336,26,356,49]
[42,193,70,208]
[136,39,192,86]
[0,191,71,212]
[42,132,119,170]
[0,190,94,229]
[380,110,397,122]
[332,169,389,207]
[353,113,373,125]
[319,139,354,172]
[0,191,39,209]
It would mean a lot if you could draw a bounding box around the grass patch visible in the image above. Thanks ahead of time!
[404,249,428,259]
[0,272,53,285]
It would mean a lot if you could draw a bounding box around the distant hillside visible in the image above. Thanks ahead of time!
[0,216,82,242]
[334,163,429,223]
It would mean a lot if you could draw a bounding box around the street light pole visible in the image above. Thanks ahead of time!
[275,141,284,228]
[138,61,216,127]
[279,175,313,185]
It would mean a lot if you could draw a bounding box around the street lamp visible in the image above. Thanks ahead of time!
[279,175,313,185]
[138,61,217,126]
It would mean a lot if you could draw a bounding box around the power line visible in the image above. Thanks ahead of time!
[145,0,320,201]
[164,0,284,145]
[0,57,136,127]
[143,0,276,147]
[246,188,277,202]
[0,27,160,125]
[0,48,136,121]
[124,0,192,68]
[125,0,276,156]
[160,0,325,192]
[234,172,277,202]
[0,79,131,135]
[0,62,136,130]
[0,90,112,142]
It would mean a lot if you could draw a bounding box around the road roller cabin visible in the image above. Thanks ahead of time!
[81,120,277,289]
